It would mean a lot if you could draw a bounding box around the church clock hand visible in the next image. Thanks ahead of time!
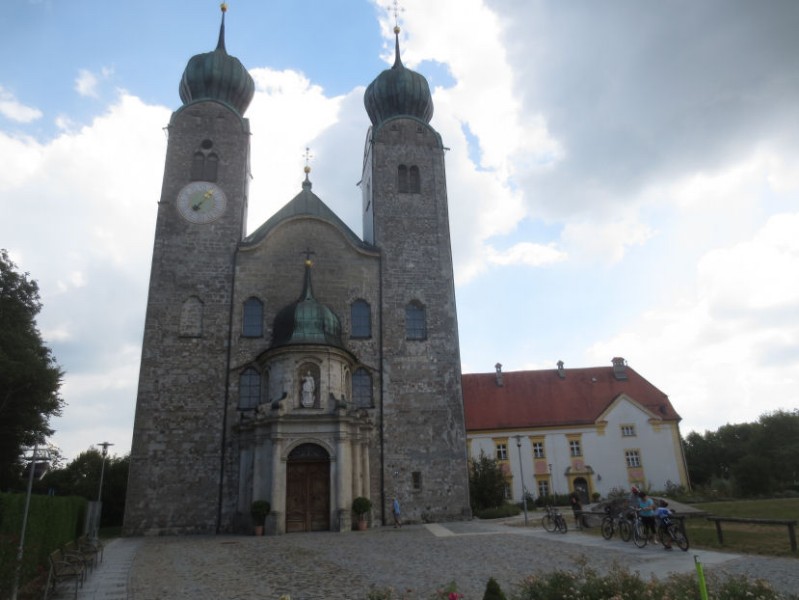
[192,189,215,211]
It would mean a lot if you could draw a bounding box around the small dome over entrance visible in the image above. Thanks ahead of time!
[270,260,345,350]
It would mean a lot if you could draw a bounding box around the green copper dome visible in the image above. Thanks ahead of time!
[179,8,254,116]
[271,260,345,349]
[364,28,433,127]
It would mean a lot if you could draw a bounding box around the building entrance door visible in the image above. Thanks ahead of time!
[285,444,330,533]
[573,477,589,504]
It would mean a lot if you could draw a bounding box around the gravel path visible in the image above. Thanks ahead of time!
[121,520,799,599]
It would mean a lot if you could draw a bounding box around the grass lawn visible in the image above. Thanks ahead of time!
[683,497,799,557]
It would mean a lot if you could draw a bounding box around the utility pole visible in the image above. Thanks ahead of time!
[514,435,528,526]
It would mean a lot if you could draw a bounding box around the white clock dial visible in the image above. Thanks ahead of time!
[176,181,227,224]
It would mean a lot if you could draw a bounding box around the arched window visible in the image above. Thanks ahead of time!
[405,301,427,340]
[242,297,263,337]
[409,165,420,193]
[397,164,409,193]
[189,141,219,182]
[190,152,205,181]
[204,153,219,182]
[350,299,371,339]
[352,368,373,408]
[239,368,261,410]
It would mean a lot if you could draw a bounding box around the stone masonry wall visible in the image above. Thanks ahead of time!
[369,117,471,523]
[124,101,251,535]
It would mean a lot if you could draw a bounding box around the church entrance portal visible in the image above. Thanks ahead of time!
[285,443,330,533]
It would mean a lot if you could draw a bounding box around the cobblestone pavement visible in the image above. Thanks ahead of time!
[110,520,798,599]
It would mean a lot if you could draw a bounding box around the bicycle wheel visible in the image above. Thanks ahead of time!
[671,527,689,551]
[618,519,632,542]
[558,517,568,534]
[601,517,615,540]
[542,514,556,532]
[633,523,648,548]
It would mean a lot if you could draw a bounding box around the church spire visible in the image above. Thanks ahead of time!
[216,3,228,53]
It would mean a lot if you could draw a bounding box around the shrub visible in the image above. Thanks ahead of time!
[352,496,372,516]
[482,577,507,600]
[249,500,270,525]
[475,504,520,519]
[513,557,798,600]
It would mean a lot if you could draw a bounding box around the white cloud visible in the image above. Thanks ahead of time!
[587,212,799,434]
[0,92,169,459]
[486,242,566,267]
[75,69,100,97]
[246,68,345,230]
[560,217,654,266]
[0,86,42,123]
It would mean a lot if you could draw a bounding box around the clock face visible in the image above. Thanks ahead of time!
[176,181,227,224]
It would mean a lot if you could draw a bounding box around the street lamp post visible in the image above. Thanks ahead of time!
[514,435,528,526]
[12,443,49,600]
[94,442,114,540]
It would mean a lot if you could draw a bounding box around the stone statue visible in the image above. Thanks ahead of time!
[301,372,315,407]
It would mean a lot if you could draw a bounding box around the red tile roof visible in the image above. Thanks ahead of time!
[462,364,680,431]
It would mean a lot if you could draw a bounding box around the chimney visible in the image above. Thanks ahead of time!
[557,360,565,379]
[495,363,503,387]
[612,357,628,380]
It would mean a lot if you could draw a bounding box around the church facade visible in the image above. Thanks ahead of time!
[124,11,471,535]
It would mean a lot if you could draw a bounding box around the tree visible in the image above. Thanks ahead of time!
[684,409,799,496]
[469,451,508,511]
[39,448,130,527]
[0,249,64,489]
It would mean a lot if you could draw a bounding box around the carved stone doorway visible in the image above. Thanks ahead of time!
[285,443,330,533]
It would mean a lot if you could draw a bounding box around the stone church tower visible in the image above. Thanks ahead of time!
[124,9,470,535]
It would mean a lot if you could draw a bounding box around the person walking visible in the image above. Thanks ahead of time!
[392,497,402,528]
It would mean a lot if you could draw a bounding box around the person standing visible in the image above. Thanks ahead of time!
[655,499,674,550]
[569,491,584,529]
[637,491,657,543]
[392,496,402,528]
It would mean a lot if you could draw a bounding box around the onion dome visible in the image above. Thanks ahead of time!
[179,4,254,116]
[271,259,345,349]
[364,26,433,127]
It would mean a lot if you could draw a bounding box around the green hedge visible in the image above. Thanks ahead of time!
[0,492,87,596]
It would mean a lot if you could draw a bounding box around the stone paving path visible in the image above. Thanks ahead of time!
[62,519,799,600]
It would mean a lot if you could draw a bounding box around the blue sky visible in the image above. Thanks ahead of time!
[2,0,799,461]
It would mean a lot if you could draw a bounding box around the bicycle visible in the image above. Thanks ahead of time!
[600,508,632,542]
[657,516,690,551]
[630,508,648,548]
[541,505,568,534]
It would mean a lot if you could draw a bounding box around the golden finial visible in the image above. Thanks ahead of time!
[302,248,315,268]
[389,0,404,34]
[220,2,228,13]
[303,147,313,175]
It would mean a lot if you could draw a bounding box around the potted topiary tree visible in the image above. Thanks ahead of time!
[250,500,271,536]
[352,496,372,530]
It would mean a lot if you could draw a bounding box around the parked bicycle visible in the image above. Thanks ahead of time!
[630,507,648,548]
[600,507,632,542]
[542,505,568,534]
[657,514,690,551]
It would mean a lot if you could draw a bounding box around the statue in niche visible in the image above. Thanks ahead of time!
[301,371,316,408]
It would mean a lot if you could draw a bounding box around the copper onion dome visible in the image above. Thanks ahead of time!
[179,5,255,116]
[364,26,433,127]
[271,260,345,349]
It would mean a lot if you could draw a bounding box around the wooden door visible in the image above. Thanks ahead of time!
[285,461,330,533]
